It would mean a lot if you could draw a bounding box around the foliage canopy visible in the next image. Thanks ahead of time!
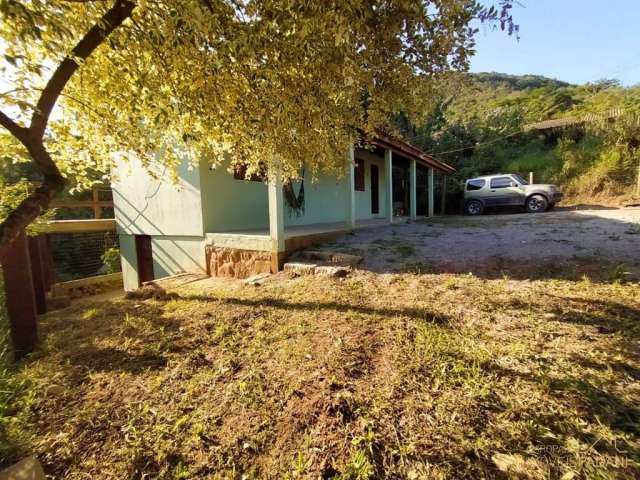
[0,0,515,254]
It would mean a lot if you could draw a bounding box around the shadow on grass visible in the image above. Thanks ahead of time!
[39,300,180,375]
[181,294,452,326]
[483,362,640,466]
[551,375,640,442]
[544,294,640,338]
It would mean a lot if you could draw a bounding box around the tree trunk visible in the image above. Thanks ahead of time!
[0,0,135,258]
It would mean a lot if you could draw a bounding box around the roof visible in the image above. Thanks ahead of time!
[369,130,456,174]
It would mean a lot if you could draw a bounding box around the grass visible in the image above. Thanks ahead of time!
[1,270,639,479]
[372,238,416,258]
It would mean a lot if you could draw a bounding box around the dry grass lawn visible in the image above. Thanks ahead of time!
[2,269,640,479]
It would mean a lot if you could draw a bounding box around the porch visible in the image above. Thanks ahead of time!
[204,218,408,277]
[205,133,454,278]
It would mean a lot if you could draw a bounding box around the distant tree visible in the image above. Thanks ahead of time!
[0,0,517,257]
[586,79,622,95]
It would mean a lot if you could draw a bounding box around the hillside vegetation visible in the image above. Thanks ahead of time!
[406,73,640,206]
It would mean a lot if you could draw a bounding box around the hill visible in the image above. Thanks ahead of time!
[405,73,640,206]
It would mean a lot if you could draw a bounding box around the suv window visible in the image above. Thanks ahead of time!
[490,176,514,189]
[466,179,485,191]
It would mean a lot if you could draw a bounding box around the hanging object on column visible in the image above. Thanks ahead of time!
[283,169,305,216]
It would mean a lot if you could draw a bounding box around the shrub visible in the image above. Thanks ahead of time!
[101,247,121,274]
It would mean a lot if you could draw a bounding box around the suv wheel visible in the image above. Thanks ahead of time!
[465,199,484,216]
[526,195,548,213]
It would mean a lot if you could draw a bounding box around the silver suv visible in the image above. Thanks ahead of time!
[463,174,562,215]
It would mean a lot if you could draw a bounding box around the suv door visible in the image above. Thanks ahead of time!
[485,176,525,206]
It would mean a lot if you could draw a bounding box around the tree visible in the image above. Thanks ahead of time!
[0,0,517,257]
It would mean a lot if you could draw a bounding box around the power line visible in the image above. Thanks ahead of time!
[426,129,524,157]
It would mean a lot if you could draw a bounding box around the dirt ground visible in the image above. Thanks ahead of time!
[3,206,640,478]
[323,207,640,280]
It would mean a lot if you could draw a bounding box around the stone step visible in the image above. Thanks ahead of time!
[289,250,363,267]
[283,262,351,278]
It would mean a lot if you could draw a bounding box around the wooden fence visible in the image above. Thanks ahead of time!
[0,188,118,358]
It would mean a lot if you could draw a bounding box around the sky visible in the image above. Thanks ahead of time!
[470,0,640,86]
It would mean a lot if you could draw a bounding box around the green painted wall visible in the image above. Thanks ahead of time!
[119,234,139,291]
[113,154,204,237]
[151,236,206,278]
[283,172,349,227]
[119,233,206,290]
[199,159,270,232]
[354,149,388,220]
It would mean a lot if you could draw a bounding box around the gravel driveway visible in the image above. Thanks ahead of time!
[324,208,640,280]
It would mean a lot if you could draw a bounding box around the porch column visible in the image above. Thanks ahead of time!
[427,167,434,217]
[441,174,447,215]
[346,144,356,228]
[409,159,417,220]
[268,173,285,272]
[384,149,393,223]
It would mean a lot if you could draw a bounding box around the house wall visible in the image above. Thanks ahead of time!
[113,152,208,289]
[283,172,349,227]
[112,153,204,237]
[354,149,388,220]
[199,159,270,232]
[199,159,352,230]
[118,234,207,290]
[150,236,207,278]
[119,234,139,291]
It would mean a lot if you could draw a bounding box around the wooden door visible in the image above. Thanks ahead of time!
[135,235,154,285]
[371,164,380,214]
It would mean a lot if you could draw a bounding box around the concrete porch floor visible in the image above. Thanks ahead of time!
[205,217,412,252]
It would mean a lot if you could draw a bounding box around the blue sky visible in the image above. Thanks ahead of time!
[470,0,640,85]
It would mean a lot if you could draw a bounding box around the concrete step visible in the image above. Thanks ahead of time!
[283,262,351,278]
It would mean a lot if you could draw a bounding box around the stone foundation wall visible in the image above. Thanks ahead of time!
[206,246,272,279]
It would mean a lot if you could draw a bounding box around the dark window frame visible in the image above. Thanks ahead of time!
[466,179,486,191]
[354,157,365,191]
[490,176,513,189]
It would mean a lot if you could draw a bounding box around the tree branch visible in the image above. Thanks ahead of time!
[0,110,28,143]
[30,0,135,136]
[0,0,135,258]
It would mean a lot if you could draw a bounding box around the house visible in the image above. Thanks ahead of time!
[112,133,454,290]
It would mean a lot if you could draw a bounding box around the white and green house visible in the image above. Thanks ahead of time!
[113,133,454,290]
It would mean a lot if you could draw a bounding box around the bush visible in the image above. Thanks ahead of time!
[101,247,121,275]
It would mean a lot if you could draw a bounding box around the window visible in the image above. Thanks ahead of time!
[511,174,528,185]
[490,176,514,189]
[354,158,365,191]
[466,179,485,191]
[234,163,266,182]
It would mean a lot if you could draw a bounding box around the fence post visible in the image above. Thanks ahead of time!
[529,172,534,184]
[1,230,38,358]
[92,188,102,219]
[28,236,48,315]
[441,175,447,215]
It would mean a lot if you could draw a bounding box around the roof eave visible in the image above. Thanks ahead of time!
[369,132,456,174]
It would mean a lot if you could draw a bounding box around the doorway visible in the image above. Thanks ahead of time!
[370,164,380,214]
[135,235,154,286]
